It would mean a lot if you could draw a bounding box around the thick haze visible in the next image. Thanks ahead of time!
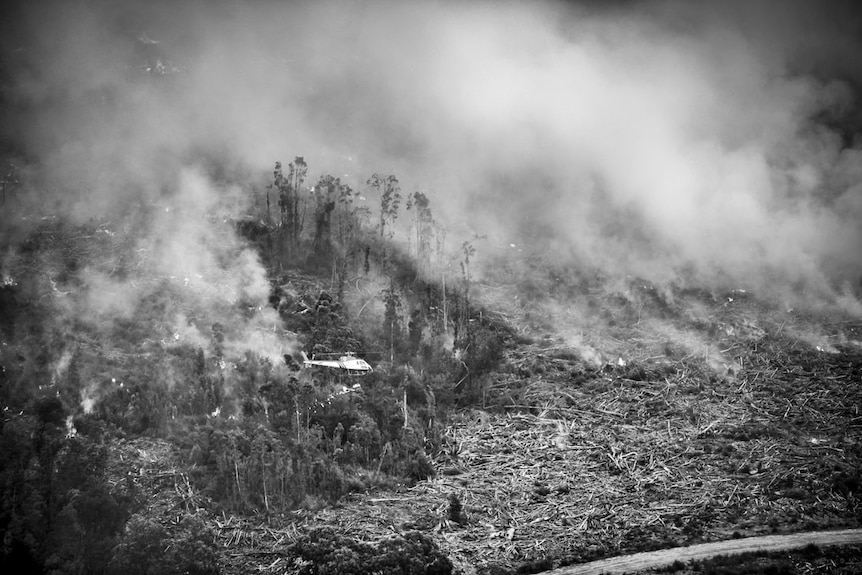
[2,0,861,300]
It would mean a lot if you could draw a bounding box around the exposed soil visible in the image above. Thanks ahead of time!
[547,529,862,574]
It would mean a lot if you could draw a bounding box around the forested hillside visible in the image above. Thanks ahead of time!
[2,1,862,574]
[2,152,861,574]
[0,147,527,572]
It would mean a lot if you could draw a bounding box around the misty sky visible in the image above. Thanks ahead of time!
[2,0,862,299]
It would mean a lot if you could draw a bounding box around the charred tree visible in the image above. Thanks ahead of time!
[406,191,434,276]
[274,157,308,256]
[312,175,339,258]
[367,173,401,240]
[382,279,404,363]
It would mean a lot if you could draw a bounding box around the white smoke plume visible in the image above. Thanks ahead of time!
[1,0,860,308]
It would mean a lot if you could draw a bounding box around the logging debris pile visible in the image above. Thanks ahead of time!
[99,278,862,574]
[211,330,861,574]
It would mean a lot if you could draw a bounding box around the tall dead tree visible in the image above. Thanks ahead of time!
[455,240,476,345]
[367,174,401,240]
[312,175,339,257]
[406,191,434,275]
[382,279,403,363]
[275,157,308,250]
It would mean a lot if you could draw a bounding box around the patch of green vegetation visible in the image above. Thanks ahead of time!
[286,527,453,575]
[107,514,219,575]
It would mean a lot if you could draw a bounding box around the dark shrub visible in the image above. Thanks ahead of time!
[108,514,219,575]
[288,527,453,575]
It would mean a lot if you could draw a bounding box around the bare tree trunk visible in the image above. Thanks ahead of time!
[442,272,447,333]
[234,459,242,503]
[266,186,271,225]
[261,446,269,513]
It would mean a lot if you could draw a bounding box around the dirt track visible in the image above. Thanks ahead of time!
[547,529,862,574]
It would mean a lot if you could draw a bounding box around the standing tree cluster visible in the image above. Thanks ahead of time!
[368,174,401,240]
[406,191,435,275]
[264,158,501,386]
[382,280,403,363]
[311,175,342,257]
[274,157,308,251]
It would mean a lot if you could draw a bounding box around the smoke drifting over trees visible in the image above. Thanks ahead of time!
[1,0,861,300]
[3,4,862,572]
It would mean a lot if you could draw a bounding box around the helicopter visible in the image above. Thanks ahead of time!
[300,351,373,375]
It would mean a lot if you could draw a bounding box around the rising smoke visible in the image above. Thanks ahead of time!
[1,0,861,310]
